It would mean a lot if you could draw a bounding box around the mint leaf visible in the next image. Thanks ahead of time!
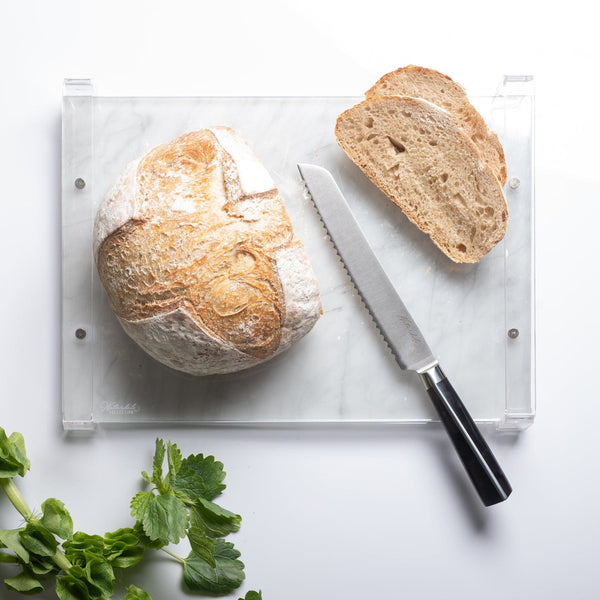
[4,567,44,594]
[19,523,58,558]
[165,442,182,487]
[41,498,74,541]
[125,584,153,600]
[131,491,189,544]
[0,428,30,478]
[152,439,165,487]
[173,454,226,503]
[191,497,241,537]
[130,492,153,527]
[183,539,245,594]
[187,526,216,568]
[0,528,30,562]
[132,521,164,550]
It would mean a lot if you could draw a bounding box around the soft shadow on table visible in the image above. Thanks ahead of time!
[61,419,523,536]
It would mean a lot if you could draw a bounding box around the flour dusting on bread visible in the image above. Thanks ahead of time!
[94,128,321,376]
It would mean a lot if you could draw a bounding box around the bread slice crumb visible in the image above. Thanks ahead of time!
[335,96,508,263]
[366,65,507,187]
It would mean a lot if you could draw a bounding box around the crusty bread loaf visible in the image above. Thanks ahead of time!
[94,128,321,376]
[366,65,507,186]
[335,96,508,263]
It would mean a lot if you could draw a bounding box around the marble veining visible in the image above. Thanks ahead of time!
[62,94,534,426]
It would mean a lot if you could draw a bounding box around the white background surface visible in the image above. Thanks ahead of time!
[1,1,599,599]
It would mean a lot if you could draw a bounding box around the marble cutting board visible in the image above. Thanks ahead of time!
[61,81,535,430]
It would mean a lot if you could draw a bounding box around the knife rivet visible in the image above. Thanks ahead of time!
[508,177,520,190]
[508,328,519,339]
[74,177,86,190]
[75,328,87,340]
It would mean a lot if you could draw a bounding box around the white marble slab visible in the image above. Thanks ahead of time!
[61,83,534,429]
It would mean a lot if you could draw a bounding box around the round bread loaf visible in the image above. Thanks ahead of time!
[94,128,321,375]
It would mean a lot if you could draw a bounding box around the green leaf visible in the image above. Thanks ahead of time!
[240,592,263,600]
[183,539,245,594]
[55,568,90,600]
[19,523,58,558]
[103,527,138,547]
[0,548,19,563]
[152,439,166,486]
[132,521,164,550]
[131,491,189,544]
[63,532,104,567]
[0,528,30,562]
[125,584,153,600]
[173,454,226,503]
[130,492,153,526]
[40,498,74,541]
[187,526,216,568]
[109,543,144,569]
[165,442,182,487]
[56,563,111,600]
[0,428,30,478]
[85,555,115,597]
[191,497,241,537]
[4,567,44,594]
[103,528,144,568]
[29,553,57,576]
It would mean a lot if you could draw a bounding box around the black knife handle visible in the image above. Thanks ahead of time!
[420,365,512,507]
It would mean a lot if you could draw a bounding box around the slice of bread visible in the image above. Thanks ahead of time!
[335,96,508,263]
[366,65,507,186]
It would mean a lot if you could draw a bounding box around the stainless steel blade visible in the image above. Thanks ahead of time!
[298,163,437,373]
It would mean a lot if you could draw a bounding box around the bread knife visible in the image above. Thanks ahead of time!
[297,163,512,507]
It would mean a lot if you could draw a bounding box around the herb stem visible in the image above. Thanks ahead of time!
[160,547,184,563]
[0,477,73,573]
[0,477,33,521]
[52,548,73,572]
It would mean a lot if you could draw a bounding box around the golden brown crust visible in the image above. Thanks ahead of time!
[366,65,507,186]
[96,129,318,368]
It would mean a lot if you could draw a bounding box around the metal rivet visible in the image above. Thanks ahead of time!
[74,178,86,190]
[75,328,87,339]
[508,177,520,190]
[508,328,519,339]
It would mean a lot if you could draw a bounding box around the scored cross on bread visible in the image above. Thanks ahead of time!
[94,128,321,376]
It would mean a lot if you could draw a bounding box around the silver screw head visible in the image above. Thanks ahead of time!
[508,328,519,339]
[74,178,86,190]
[508,177,520,190]
[75,328,87,339]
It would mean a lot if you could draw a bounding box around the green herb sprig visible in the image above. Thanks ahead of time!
[0,426,262,599]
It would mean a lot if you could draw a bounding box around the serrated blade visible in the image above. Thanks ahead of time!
[298,163,437,373]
